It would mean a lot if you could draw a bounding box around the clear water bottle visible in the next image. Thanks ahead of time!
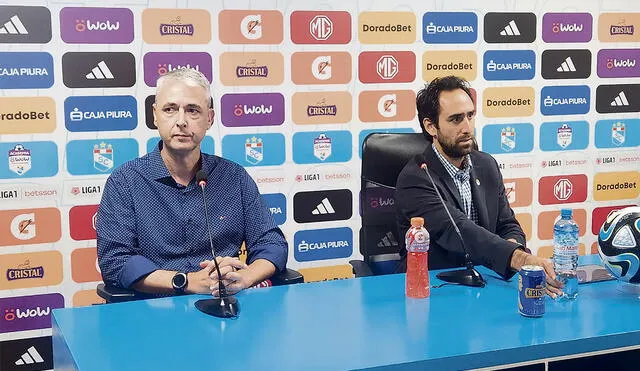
[406,217,430,298]
[553,208,579,299]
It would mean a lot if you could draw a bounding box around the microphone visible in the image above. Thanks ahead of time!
[419,160,485,287]
[193,170,240,318]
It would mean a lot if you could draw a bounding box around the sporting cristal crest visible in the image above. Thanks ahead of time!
[611,121,625,146]
[245,137,264,165]
[313,133,332,161]
[8,144,31,176]
[500,126,516,152]
[93,142,114,172]
[556,124,573,149]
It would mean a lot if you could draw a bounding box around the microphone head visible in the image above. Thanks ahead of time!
[196,170,208,187]
[418,154,428,170]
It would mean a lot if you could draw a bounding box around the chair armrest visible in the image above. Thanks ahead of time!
[97,283,139,303]
[270,268,304,286]
[349,260,374,277]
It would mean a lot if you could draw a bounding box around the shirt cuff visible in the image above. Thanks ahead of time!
[119,255,160,289]
[247,249,287,273]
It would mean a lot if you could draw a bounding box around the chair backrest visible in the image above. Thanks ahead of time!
[360,133,429,274]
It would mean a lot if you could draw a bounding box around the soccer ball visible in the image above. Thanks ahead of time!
[597,206,640,284]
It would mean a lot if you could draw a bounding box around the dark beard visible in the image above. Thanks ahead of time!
[438,136,474,159]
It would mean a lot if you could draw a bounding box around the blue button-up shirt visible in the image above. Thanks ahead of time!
[96,142,288,288]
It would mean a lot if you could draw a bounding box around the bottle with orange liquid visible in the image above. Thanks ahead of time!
[405,217,430,298]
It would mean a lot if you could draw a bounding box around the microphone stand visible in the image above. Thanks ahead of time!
[194,172,240,318]
[420,163,485,287]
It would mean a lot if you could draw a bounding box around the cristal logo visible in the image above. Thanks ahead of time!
[311,56,332,80]
[369,197,394,208]
[92,212,97,230]
[6,260,44,281]
[157,63,199,76]
[307,99,337,116]
[10,213,35,240]
[233,104,273,117]
[551,22,583,33]
[486,60,532,71]
[377,94,397,117]
[297,239,349,252]
[241,14,262,40]
[75,19,120,32]
[236,60,269,77]
[554,178,573,200]
[159,17,194,36]
[610,24,634,35]
[607,58,636,69]
[3,306,51,321]
[377,55,398,79]
[310,15,333,40]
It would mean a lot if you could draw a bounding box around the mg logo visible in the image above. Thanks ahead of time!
[376,55,398,80]
[553,178,573,200]
[310,15,333,40]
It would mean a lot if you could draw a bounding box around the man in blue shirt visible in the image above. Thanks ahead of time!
[97,68,288,296]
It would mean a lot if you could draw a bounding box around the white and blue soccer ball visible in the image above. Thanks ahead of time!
[598,206,640,284]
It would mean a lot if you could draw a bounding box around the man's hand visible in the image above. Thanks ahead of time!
[211,270,251,297]
[510,249,564,299]
[185,261,215,294]
[200,257,247,297]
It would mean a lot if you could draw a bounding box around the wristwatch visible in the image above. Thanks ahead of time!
[171,272,188,294]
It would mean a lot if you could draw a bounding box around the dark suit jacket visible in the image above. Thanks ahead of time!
[395,143,526,279]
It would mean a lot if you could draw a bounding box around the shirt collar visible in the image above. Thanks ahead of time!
[432,142,473,181]
[145,140,214,188]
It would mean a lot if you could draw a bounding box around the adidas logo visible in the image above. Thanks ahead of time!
[377,232,398,248]
[311,198,335,215]
[500,20,521,36]
[0,15,28,35]
[557,57,577,72]
[86,61,114,80]
[610,91,630,106]
[14,346,44,365]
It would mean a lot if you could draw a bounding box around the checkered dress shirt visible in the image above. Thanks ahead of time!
[432,143,479,224]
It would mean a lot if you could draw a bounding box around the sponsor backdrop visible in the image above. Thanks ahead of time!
[0,0,639,366]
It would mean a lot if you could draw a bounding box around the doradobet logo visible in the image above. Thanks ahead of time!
[482,87,535,117]
[423,50,476,81]
[358,12,416,44]
[0,97,56,134]
[593,171,640,201]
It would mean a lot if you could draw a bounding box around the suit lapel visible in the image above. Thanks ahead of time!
[424,145,464,211]
[470,154,490,229]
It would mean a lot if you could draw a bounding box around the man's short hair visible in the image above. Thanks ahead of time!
[156,68,213,108]
[416,76,474,141]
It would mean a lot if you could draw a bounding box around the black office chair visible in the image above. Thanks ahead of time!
[350,133,430,277]
[97,268,304,303]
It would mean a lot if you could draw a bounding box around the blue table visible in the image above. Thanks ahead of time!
[52,255,640,370]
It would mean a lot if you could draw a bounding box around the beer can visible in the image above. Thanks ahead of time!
[518,265,545,317]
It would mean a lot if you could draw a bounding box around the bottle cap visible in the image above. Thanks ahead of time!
[410,217,424,227]
[560,208,573,217]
